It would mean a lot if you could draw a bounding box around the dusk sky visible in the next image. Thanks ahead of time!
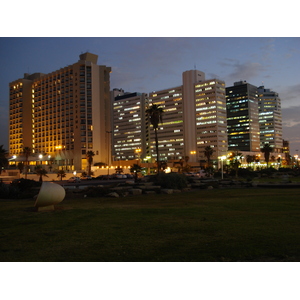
[1,37,299,154]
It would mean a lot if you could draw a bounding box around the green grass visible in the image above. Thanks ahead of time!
[1,188,300,262]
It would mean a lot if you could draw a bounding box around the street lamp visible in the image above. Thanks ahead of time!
[106,131,112,175]
[12,155,17,168]
[219,155,226,179]
[294,154,299,168]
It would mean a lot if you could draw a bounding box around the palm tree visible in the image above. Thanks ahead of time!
[57,170,66,181]
[35,165,48,182]
[228,151,243,178]
[204,146,214,168]
[0,145,8,175]
[130,163,142,181]
[246,155,254,168]
[22,147,32,179]
[86,151,95,176]
[146,104,164,173]
[261,143,273,168]
[17,162,24,174]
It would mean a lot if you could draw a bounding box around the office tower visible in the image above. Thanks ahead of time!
[226,81,260,152]
[149,85,184,162]
[9,52,111,171]
[112,89,148,162]
[148,70,228,163]
[257,86,283,153]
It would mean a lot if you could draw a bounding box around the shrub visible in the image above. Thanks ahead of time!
[0,182,20,199]
[154,173,188,190]
[83,186,112,197]
[10,178,41,192]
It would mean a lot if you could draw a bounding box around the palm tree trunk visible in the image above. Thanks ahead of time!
[25,158,28,179]
[154,127,160,173]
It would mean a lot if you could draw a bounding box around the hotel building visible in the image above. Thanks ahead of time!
[9,52,112,171]
[148,70,228,163]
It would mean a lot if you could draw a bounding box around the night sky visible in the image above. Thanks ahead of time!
[1,37,299,154]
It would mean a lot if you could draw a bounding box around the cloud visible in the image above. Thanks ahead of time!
[282,106,300,153]
[282,106,300,127]
[279,84,300,106]
[258,38,275,61]
[221,59,266,84]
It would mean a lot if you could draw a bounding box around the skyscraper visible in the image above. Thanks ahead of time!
[112,89,148,162]
[9,52,111,171]
[226,81,260,152]
[148,70,228,164]
[258,86,283,153]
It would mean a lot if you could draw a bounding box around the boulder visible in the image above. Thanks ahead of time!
[129,189,142,195]
[161,189,173,194]
[107,192,119,198]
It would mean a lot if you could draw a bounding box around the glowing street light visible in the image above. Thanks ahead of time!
[219,155,226,179]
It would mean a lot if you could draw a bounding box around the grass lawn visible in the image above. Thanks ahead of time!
[1,188,300,262]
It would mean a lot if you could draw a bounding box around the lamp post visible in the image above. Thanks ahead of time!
[13,155,16,169]
[294,154,299,168]
[106,131,112,175]
[219,155,226,179]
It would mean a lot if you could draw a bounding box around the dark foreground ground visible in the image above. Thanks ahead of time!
[1,188,300,262]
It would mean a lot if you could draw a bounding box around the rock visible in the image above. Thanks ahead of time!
[107,192,119,198]
[144,191,156,194]
[129,189,142,195]
[125,180,135,185]
[161,189,173,194]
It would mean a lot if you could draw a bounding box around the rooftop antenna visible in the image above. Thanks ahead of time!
[194,63,197,70]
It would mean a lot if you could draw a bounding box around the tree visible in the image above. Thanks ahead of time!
[35,165,48,182]
[130,163,142,181]
[228,151,243,178]
[57,170,66,181]
[86,151,95,176]
[246,155,254,167]
[261,143,273,167]
[22,147,32,179]
[146,104,164,173]
[204,146,214,168]
[0,145,8,175]
[17,162,24,174]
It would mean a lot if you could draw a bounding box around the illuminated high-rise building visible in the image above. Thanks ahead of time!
[226,81,260,152]
[257,86,283,153]
[9,52,111,171]
[112,89,149,161]
[148,70,228,163]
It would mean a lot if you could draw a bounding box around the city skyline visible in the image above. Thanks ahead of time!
[1,37,300,154]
